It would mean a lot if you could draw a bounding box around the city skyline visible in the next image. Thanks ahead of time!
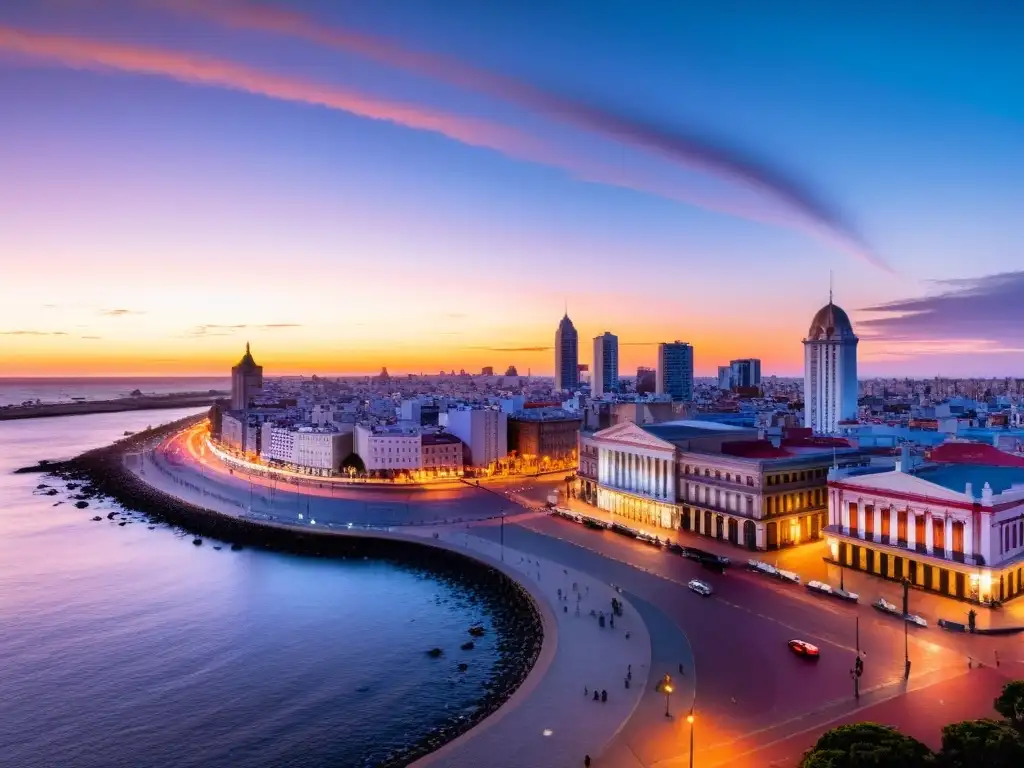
[3,2,1023,378]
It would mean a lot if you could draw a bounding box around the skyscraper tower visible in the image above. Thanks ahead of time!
[554,313,579,392]
[656,341,694,401]
[803,294,859,434]
[230,342,263,410]
[592,331,619,398]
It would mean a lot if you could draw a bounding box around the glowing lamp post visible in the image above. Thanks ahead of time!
[664,682,673,717]
[686,710,695,768]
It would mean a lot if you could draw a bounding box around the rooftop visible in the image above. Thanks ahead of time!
[915,464,1024,496]
[510,407,581,422]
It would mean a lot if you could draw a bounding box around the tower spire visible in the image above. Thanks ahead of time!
[829,269,834,306]
[246,340,250,355]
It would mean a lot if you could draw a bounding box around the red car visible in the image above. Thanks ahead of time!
[788,639,820,659]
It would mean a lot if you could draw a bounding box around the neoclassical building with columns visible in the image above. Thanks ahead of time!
[581,420,870,551]
[592,422,679,530]
[827,462,1024,604]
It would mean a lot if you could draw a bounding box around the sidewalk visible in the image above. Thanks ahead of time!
[407,524,652,768]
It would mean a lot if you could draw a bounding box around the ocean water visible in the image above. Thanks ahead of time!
[0,377,229,406]
[0,409,503,768]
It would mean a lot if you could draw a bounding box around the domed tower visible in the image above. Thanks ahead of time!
[803,297,858,434]
[554,313,579,392]
[230,342,264,411]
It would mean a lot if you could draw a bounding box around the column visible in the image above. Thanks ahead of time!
[944,516,952,559]
[965,515,974,562]
[661,459,667,499]
[889,507,898,545]
[907,510,916,550]
[873,505,882,544]
[840,496,850,533]
[668,459,675,500]
[644,456,651,496]
[630,454,636,492]
[599,448,606,484]
[856,501,866,539]
[925,512,934,554]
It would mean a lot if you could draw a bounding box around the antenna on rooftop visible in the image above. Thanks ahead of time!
[829,269,834,306]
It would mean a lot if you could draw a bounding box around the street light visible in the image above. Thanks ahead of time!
[686,710,695,768]
[664,683,673,717]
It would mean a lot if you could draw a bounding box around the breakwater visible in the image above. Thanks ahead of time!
[1,393,222,421]
[46,418,544,767]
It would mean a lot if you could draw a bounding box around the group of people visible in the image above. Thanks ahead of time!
[584,686,609,703]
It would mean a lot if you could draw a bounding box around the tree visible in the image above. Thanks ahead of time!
[994,681,1024,731]
[799,723,934,768]
[937,719,1024,767]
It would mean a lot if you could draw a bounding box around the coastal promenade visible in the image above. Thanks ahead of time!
[130,440,655,768]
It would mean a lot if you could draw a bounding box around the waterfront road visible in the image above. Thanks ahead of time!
[469,515,1020,767]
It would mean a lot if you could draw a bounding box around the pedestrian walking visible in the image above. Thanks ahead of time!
[601,689,607,703]
[584,755,591,767]
[679,662,685,675]
[628,664,632,677]
[593,690,599,701]
[584,686,588,697]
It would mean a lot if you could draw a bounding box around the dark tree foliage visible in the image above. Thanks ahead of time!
[799,723,933,768]
[937,718,1024,767]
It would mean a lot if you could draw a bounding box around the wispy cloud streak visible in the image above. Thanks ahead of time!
[859,271,1024,349]
[180,1,884,268]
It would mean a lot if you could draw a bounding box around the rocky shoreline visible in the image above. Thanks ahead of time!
[44,415,544,768]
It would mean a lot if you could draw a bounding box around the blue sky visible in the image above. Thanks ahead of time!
[0,1,1021,376]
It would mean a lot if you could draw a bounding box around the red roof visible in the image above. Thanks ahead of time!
[928,442,1024,468]
[721,440,792,459]
[782,436,851,448]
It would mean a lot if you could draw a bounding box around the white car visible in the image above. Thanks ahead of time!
[688,579,713,596]
[807,580,834,595]
[905,613,928,628]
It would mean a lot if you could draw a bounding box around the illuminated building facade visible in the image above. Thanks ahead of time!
[591,421,679,530]
[827,459,1024,603]
[592,332,619,398]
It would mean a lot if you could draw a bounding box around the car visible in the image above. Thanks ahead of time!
[905,613,928,628]
[788,639,820,659]
[806,580,834,596]
[688,579,713,596]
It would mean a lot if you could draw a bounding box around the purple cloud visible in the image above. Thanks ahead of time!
[859,271,1024,347]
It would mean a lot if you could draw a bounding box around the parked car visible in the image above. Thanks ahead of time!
[906,613,928,628]
[788,639,820,659]
[807,580,833,596]
[688,579,713,596]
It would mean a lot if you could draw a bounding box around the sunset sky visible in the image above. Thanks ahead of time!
[2,1,1022,378]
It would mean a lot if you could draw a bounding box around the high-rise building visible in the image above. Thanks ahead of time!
[730,358,762,389]
[592,332,619,398]
[230,342,263,410]
[656,341,694,401]
[481,366,494,376]
[803,298,859,434]
[717,365,733,390]
[554,313,579,392]
[636,366,656,395]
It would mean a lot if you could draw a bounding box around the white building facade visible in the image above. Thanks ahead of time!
[803,301,858,434]
[260,424,347,472]
[827,466,1024,604]
[355,424,423,471]
[444,408,508,468]
[591,422,679,530]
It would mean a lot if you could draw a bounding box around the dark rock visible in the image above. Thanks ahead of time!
[45,489,59,496]
[468,625,486,637]
[460,641,475,651]
[106,512,116,520]
[119,521,127,526]
[458,663,468,672]
[92,516,102,521]
[213,546,222,550]
[75,500,89,509]
[192,538,203,546]
[426,648,444,658]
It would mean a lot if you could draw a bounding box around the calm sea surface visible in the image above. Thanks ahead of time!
[0,409,503,768]
[0,377,229,406]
